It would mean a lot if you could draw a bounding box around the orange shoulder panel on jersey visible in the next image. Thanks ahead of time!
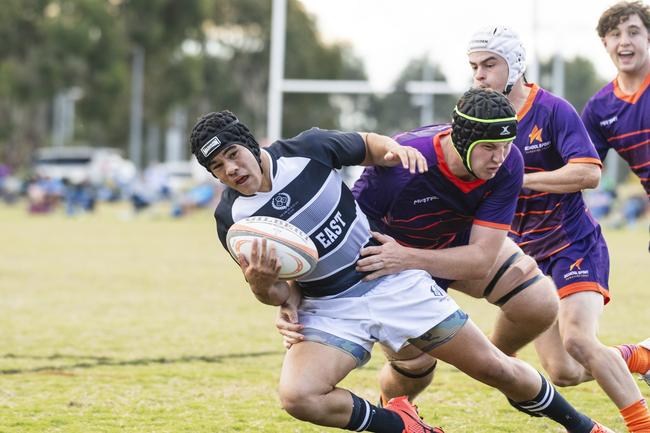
[613,71,650,104]
[517,84,540,120]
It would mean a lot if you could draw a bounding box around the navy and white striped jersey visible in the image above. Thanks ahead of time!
[215,128,376,297]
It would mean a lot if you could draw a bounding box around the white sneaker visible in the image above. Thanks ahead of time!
[638,338,650,386]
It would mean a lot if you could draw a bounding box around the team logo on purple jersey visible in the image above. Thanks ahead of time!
[564,257,589,281]
[529,125,543,144]
[524,124,550,154]
[569,258,584,271]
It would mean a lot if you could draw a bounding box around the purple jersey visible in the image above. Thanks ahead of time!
[353,125,523,250]
[509,84,602,261]
[582,71,650,199]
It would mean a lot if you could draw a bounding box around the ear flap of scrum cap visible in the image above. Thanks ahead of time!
[467,26,527,94]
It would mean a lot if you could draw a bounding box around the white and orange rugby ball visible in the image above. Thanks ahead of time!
[226,216,319,280]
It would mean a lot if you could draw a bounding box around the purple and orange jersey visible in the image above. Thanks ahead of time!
[353,124,523,251]
[582,71,650,200]
[508,84,603,261]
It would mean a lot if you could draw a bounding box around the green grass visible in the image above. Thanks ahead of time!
[0,203,648,432]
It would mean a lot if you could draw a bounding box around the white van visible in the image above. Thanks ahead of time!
[33,146,136,185]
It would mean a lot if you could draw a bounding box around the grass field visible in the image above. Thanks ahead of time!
[0,202,648,433]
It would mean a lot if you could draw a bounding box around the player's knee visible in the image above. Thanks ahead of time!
[544,365,584,387]
[278,385,320,422]
[562,333,598,366]
[522,276,558,327]
[389,353,438,379]
[501,275,557,331]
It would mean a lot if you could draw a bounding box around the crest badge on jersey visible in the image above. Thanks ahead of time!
[272,192,291,210]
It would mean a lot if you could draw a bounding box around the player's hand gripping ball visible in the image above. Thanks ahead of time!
[226,216,318,280]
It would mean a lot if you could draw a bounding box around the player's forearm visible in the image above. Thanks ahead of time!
[250,281,291,306]
[362,132,402,166]
[523,163,600,193]
[404,244,496,281]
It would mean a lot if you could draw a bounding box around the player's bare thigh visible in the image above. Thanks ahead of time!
[449,237,552,305]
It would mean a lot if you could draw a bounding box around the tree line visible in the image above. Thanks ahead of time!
[0,0,606,170]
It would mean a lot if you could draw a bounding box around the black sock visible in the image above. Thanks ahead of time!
[512,374,595,433]
[345,392,403,433]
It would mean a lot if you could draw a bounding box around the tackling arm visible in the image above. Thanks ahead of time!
[357,225,507,281]
[359,132,428,173]
[523,162,601,193]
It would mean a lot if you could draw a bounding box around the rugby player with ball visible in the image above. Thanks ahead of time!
[190,103,612,433]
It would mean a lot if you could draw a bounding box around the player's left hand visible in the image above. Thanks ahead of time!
[384,145,428,174]
[356,231,410,280]
[275,282,304,350]
[238,238,281,291]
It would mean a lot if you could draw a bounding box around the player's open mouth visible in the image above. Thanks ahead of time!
[618,50,634,60]
[236,175,249,185]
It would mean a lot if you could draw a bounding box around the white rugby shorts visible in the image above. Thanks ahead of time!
[298,269,461,366]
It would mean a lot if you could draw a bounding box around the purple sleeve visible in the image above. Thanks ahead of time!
[352,166,393,222]
[581,100,610,161]
[474,147,524,229]
[553,99,601,164]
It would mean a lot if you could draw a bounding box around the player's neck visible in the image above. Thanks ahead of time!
[616,60,650,94]
[507,81,531,113]
[259,150,273,192]
[441,135,474,181]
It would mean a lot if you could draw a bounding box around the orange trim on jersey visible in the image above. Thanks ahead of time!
[612,69,650,103]
[509,224,561,237]
[518,192,550,199]
[473,219,510,230]
[514,203,561,217]
[524,166,545,172]
[517,83,540,120]
[619,138,650,153]
[545,242,571,257]
[557,281,610,305]
[631,160,650,170]
[568,157,603,167]
[433,130,486,193]
[516,240,571,260]
[515,209,553,216]
[607,128,650,141]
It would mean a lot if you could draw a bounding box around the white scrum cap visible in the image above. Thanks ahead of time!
[467,26,526,94]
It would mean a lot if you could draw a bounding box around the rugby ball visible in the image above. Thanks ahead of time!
[226,216,319,280]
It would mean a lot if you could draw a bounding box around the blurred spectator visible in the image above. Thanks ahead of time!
[0,164,21,205]
[129,174,157,213]
[63,178,96,216]
[170,181,222,218]
[585,187,616,220]
[621,194,648,227]
[27,176,61,213]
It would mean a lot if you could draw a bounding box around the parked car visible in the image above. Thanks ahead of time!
[156,159,212,194]
[33,146,136,185]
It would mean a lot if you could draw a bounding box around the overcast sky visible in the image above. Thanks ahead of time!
[299,0,621,91]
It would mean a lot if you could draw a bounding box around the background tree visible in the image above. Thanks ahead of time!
[368,57,459,136]
[538,55,607,112]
